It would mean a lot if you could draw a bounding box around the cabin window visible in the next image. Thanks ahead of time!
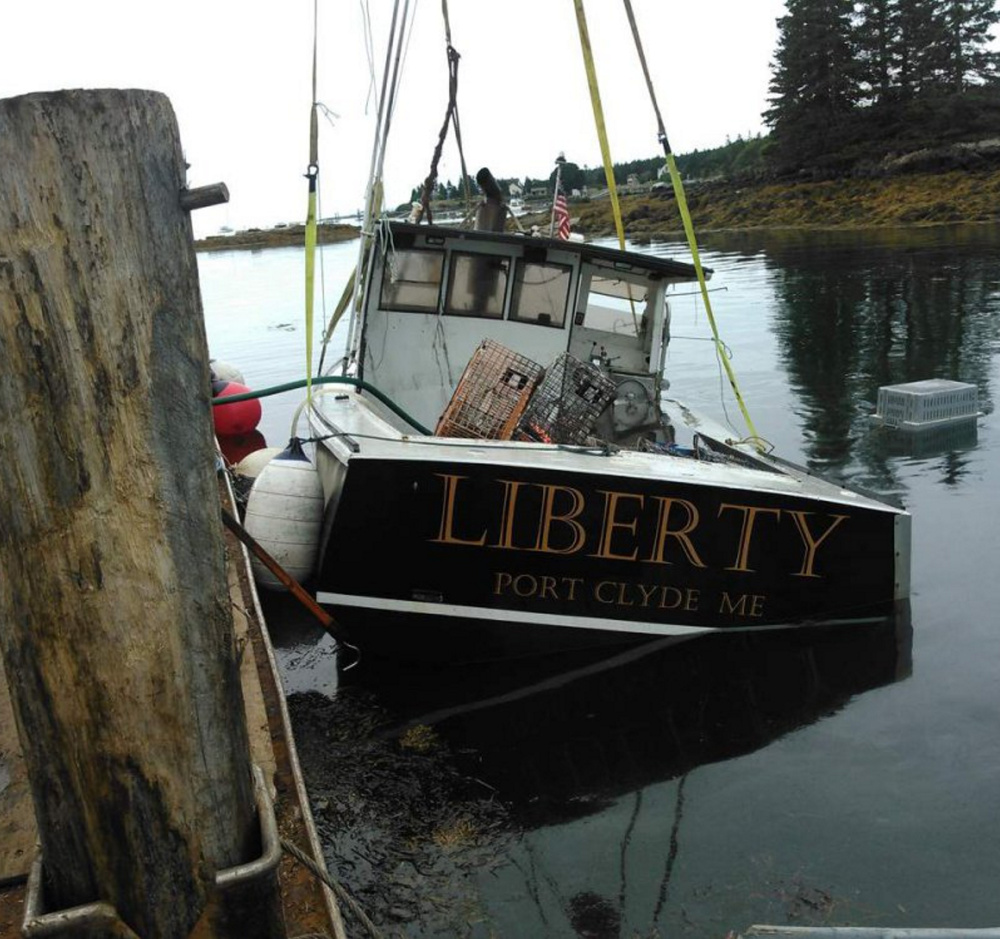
[380,249,444,312]
[445,252,509,319]
[579,274,648,337]
[510,262,571,328]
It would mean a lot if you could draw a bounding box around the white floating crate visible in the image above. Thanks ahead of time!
[873,379,981,430]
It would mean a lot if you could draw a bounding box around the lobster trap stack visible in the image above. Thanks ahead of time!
[435,339,543,440]
[514,353,616,445]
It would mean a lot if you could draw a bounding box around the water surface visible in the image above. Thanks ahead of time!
[200,223,1000,937]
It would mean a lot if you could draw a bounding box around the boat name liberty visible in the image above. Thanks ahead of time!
[431,473,848,578]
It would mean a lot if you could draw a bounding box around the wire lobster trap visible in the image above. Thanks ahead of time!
[514,353,616,445]
[435,339,543,439]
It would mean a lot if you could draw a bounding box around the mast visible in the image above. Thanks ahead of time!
[343,0,413,377]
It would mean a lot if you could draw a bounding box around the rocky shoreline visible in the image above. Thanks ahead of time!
[196,168,1000,252]
[195,221,359,252]
[530,167,1000,240]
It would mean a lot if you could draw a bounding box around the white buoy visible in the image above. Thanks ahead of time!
[210,359,245,385]
[234,446,283,480]
[244,439,324,590]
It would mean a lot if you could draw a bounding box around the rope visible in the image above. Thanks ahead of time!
[304,0,320,404]
[621,0,761,448]
[420,0,471,222]
[317,266,357,374]
[280,838,385,939]
[344,0,403,372]
[571,0,639,333]
[212,375,433,436]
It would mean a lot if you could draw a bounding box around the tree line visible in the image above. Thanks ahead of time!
[766,0,1000,172]
[403,0,1000,209]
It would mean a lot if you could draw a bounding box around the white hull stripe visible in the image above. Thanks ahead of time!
[314,593,887,636]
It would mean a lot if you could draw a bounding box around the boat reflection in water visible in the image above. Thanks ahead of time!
[347,604,913,826]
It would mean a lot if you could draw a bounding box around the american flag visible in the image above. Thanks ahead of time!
[553,188,571,240]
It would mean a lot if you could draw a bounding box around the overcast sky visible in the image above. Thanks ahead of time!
[2,0,786,236]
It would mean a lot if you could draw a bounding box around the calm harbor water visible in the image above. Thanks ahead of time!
[200,224,1000,937]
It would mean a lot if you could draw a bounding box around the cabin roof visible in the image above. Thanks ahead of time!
[386,221,706,281]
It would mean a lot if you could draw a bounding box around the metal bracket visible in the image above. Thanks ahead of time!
[23,764,278,937]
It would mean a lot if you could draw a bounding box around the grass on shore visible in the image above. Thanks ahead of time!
[196,168,1000,252]
[549,168,1000,239]
[195,221,358,252]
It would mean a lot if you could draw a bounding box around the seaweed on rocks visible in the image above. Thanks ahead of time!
[287,689,517,936]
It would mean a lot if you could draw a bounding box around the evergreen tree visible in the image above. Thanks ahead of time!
[893,0,939,98]
[855,0,896,104]
[936,0,1000,92]
[549,161,585,192]
[765,0,860,166]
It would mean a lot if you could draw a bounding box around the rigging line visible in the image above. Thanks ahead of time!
[378,0,415,172]
[359,0,379,115]
[571,0,639,333]
[304,0,320,402]
[671,334,735,358]
[441,0,473,213]
[621,0,761,449]
[317,266,357,374]
[310,106,342,363]
[317,176,327,337]
[348,1,416,372]
[420,26,463,223]
[345,0,403,370]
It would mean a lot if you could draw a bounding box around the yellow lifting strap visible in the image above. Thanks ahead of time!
[619,0,761,448]
[571,0,639,333]
[304,0,321,402]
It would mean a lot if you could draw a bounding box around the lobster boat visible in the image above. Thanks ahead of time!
[304,220,910,661]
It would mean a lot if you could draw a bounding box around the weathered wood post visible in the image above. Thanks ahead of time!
[0,90,275,937]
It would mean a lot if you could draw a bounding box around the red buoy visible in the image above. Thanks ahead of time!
[217,429,267,466]
[212,381,262,436]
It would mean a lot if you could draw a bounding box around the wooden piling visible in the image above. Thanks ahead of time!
[0,90,272,937]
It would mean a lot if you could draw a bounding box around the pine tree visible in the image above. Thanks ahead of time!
[894,0,940,98]
[936,0,1000,92]
[855,0,896,104]
[765,0,860,166]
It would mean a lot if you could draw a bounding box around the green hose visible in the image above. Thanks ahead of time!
[211,376,432,436]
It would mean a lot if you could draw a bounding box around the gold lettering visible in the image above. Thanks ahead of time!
[432,474,487,546]
[647,497,707,568]
[591,490,643,561]
[787,511,849,578]
[684,588,701,611]
[539,575,559,600]
[594,580,617,604]
[492,479,527,549]
[562,577,583,601]
[719,592,766,617]
[718,503,782,572]
[616,582,634,606]
[638,583,660,607]
[658,586,684,609]
[513,574,538,597]
[534,484,587,554]
[493,571,512,595]
[719,591,749,615]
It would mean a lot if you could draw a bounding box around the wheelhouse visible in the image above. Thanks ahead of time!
[353,222,702,433]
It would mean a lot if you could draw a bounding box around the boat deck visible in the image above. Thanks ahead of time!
[0,480,344,937]
[311,388,903,515]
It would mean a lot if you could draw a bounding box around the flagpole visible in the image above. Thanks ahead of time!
[549,152,566,238]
